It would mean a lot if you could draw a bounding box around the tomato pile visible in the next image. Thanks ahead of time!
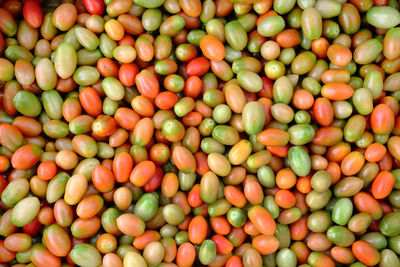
[1,0,400,266]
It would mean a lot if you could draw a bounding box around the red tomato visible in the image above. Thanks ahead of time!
[374,0,387,5]
[23,1,43,28]
[82,0,104,15]
[119,63,139,87]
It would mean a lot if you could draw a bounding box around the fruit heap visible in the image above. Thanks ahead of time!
[1,0,400,266]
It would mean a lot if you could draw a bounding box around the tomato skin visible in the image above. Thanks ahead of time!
[0,124,24,152]
[200,35,225,61]
[225,255,243,267]
[92,165,115,193]
[308,252,335,267]
[364,142,386,162]
[244,180,264,205]
[257,128,289,147]
[143,166,163,192]
[209,216,230,236]
[184,76,203,98]
[352,240,380,266]
[22,1,42,28]
[275,189,296,209]
[292,89,314,110]
[340,151,365,176]
[119,63,139,87]
[321,83,354,101]
[82,0,104,15]
[353,192,383,220]
[155,91,179,110]
[172,146,196,174]
[212,234,234,255]
[176,242,196,267]
[290,216,309,241]
[31,244,61,267]
[0,240,16,263]
[313,97,334,126]
[114,107,140,131]
[252,234,280,255]
[131,95,154,117]
[23,217,42,236]
[276,29,300,48]
[92,115,117,137]
[247,205,276,235]
[42,224,71,257]
[11,144,42,170]
[135,70,159,99]
[224,185,247,208]
[186,57,210,76]
[112,152,133,183]
[79,87,103,117]
[188,216,208,245]
[187,184,202,208]
[97,58,119,78]
[373,0,387,5]
[370,103,395,135]
[37,161,57,180]
[327,44,352,67]
[371,171,395,199]
[130,160,156,187]
[312,37,329,58]
[0,175,6,195]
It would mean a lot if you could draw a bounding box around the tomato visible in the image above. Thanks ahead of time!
[82,0,104,15]
[23,1,42,28]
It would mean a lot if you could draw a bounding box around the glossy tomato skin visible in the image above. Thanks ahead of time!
[23,1,43,28]
[82,0,104,15]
